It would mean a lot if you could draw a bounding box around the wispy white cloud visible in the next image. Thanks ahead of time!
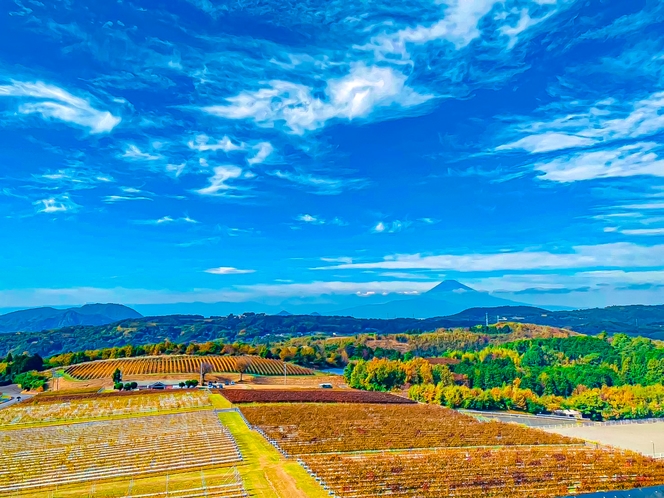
[134,215,199,225]
[372,220,410,233]
[166,163,186,178]
[362,0,564,59]
[619,228,664,236]
[122,144,162,161]
[195,165,244,196]
[204,266,256,275]
[377,271,437,280]
[188,134,244,153]
[497,132,596,153]
[498,92,664,154]
[534,142,664,183]
[233,280,433,298]
[619,202,664,210]
[204,64,433,135]
[320,256,353,264]
[34,168,114,189]
[0,80,120,133]
[103,195,153,203]
[271,170,367,195]
[296,214,346,226]
[247,142,274,166]
[297,214,323,224]
[34,195,78,214]
[0,280,436,307]
[314,242,664,272]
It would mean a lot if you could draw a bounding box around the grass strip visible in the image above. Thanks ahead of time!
[218,410,328,498]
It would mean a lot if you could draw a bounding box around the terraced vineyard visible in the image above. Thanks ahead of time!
[65,354,313,379]
[242,403,578,454]
[0,411,243,496]
[0,390,210,426]
[302,446,664,497]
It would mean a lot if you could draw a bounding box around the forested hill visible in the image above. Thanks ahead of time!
[0,303,663,357]
[446,305,664,337]
[0,314,453,357]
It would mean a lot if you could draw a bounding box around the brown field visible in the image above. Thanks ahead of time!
[51,375,108,391]
[241,403,579,454]
[248,374,344,386]
[0,390,211,426]
[221,388,415,404]
[33,387,101,397]
[302,446,664,497]
[24,388,201,404]
[364,338,411,352]
[241,400,664,497]
[64,354,313,380]
[0,468,245,498]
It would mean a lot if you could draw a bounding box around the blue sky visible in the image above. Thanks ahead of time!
[1,0,664,310]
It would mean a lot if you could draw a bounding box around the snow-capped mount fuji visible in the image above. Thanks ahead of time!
[332,280,525,319]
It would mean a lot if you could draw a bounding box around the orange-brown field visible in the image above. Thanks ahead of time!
[242,401,664,497]
[64,354,313,379]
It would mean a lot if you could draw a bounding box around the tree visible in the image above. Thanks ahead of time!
[112,368,122,383]
[124,382,133,391]
[114,382,123,390]
[236,356,251,382]
[130,381,138,390]
[14,371,47,391]
[179,381,185,388]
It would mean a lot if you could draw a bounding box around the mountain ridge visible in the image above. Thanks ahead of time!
[1,303,664,357]
[0,304,142,334]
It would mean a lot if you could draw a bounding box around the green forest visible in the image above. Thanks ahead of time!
[343,333,664,420]
[0,352,47,390]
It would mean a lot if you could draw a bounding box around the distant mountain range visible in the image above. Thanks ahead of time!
[1,302,664,357]
[332,280,528,318]
[128,280,565,319]
[0,304,142,334]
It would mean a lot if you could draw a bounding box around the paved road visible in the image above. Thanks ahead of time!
[542,422,664,456]
[0,384,34,409]
[459,409,585,427]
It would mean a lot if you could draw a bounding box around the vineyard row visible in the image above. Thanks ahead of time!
[65,355,313,379]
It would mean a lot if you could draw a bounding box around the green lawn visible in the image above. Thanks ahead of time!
[209,392,233,409]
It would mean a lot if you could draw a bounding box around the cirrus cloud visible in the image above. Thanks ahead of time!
[0,80,120,133]
[204,266,256,275]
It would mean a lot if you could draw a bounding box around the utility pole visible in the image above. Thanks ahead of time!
[283,362,287,386]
